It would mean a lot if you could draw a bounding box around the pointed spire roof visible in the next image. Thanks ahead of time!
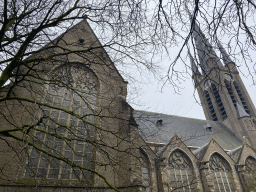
[188,50,201,76]
[191,22,223,72]
[185,5,223,73]
[217,40,234,65]
[237,102,250,118]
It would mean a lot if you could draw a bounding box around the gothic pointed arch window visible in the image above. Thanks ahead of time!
[233,81,250,114]
[168,150,195,191]
[211,84,227,120]
[209,153,235,191]
[25,63,98,180]
[242,156,256,190]
[140,151,151,192]
[245,156,256,173]
[204,90,218,121]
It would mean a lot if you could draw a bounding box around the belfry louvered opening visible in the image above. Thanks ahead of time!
[224,80,237,110]
[211,84,227,120]
[233,81,250,114]
[204,90,218,121]
[25,63,98,180]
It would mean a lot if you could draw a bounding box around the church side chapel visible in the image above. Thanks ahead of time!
[0,15,256,192]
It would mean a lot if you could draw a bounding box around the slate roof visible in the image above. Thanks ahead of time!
[134,110,242,151]
[227,145,243,163]
[236,102,250,118]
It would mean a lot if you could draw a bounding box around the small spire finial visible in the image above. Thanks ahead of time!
[188,50,201,77]
[216,40,234,66]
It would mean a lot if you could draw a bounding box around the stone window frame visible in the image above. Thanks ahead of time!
[245,155,256,173]
[208,152,235,192]
[168,149,195,192]
[25,63,99,180]
[140,149,151,192]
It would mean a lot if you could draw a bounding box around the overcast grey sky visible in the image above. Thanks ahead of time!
[125,44,256,120]
[128,68,256,120]
[123,2,256,120]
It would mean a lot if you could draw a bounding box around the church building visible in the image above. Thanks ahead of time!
[0,17,256,192]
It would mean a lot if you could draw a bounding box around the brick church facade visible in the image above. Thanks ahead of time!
[0,18,256,192]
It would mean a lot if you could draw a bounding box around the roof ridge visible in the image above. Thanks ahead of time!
[134,109,217,122]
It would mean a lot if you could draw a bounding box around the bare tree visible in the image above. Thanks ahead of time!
[0,0,256,191]
[0,0,158,191]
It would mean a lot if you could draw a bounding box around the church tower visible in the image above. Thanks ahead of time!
[189,21,256,146]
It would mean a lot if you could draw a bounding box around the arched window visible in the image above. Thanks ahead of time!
[241,156,256,190]
[233,81,250,114]
[168,150,195,191]
[25,64,98,180]
[224,79,237,109]
[211,84,227,120]
[245,156,256,173]
[204,90,218,121]
[140,151,150,192]
[209,153,235,191]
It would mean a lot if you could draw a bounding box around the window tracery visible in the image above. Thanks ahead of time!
[25,64,98,180]
[168,150,195,192]
[209,153,235,192]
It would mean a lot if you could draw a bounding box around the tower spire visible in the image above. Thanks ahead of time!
[216,40,234,66]
[185,4,223,73]
[188,50,201,77]
[191,22,223,72]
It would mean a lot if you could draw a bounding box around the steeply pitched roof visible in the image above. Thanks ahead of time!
[192,142,209,160]
[227,145,243,163]
[42,19,127,84]
[134,110,242,150]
